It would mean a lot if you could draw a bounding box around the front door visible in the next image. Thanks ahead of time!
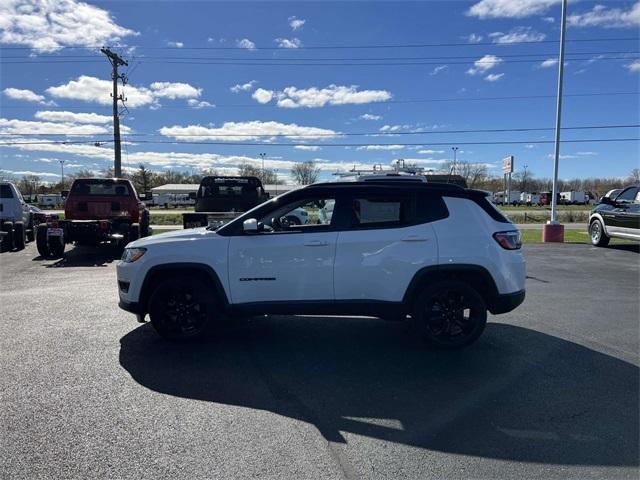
[227,194,341,304]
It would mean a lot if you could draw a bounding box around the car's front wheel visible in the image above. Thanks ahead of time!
[148,276,218,341]
[589,219,610,247]
[412,280,487,349]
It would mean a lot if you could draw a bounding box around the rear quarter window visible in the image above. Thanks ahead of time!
[0,184,14,199]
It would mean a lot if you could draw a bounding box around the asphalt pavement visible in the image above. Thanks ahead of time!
[0,242,638,479]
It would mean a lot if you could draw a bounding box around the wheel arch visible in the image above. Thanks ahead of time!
[139,263,229,315]
[589,213,609,235]
[403,264,501,313]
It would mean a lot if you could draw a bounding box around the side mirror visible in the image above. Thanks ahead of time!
[188,192,197,200]
[243,218,259,234]
[599,196,614,206]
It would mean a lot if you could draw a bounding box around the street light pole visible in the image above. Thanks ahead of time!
[544,0,567,243]
[59,159,66,189]
[451,147,459,174]
[258,152,266,182]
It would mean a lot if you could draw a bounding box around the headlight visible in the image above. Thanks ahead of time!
[121,247,146,263]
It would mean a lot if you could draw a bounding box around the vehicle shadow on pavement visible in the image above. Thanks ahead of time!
[606,243,640,254]
[37,244,122,267]
[119,319,638,467]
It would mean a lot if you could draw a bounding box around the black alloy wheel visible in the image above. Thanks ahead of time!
[413,280,487,349]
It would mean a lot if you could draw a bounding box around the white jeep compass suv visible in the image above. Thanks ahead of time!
[117,180,526,349]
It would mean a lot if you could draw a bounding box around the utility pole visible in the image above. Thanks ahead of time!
[544,0,567,242]
[59,159,65,189]
[100,48,128,178]
[523,164,529,192]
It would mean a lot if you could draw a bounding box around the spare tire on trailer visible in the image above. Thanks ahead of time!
[13,222,25,250]
[129,223,140,242]
[36,224,50,257]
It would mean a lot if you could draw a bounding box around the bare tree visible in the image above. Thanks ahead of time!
[237,162,281,184]
[291,161,321,185]
[629,168,640,184]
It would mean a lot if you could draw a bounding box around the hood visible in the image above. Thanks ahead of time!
[127,227,213,248]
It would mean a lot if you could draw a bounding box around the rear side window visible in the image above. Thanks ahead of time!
[350,194,413,229]
[70,181,131,197]
[472,195,511,223]
[0,184,14,199]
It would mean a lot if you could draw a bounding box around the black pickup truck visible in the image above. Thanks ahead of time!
[182,176,270,229]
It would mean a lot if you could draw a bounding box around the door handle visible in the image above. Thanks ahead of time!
[304,240,329,246]
[401,236,429,242]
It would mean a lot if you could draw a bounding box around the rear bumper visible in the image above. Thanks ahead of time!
[489,289,525,315]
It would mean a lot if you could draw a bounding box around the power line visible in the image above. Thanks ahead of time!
[1,138,637,147]
[2,50,637,61]
[1,123,638,138]
[1,36,638,51]
[3,55,638,66]
[0,92,637,111]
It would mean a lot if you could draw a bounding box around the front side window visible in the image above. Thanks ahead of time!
[616,187,638,203]
[259,197,337,232]
[1,184,14,199]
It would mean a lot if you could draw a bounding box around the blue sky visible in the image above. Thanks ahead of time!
[0,0,639,184]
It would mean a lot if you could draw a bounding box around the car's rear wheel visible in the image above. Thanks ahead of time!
[149,276,218,341]
[589,219,610,247]
[13,222,25,250]
[412,280,487,349]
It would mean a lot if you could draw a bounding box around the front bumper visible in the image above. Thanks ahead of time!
[489,289,526,315]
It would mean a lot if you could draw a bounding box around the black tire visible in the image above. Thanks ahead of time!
[412,280,487,349]
[589,219,610,247]
[48,235,65,258]
[13,222,25,250]
[149,276,219,341]
[129,223,140,242]
[2,222,14,251]
[140,211,150,237]
[36,224,50,257]
[26,228,35,242]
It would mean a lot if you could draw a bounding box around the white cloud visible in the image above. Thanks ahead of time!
[380,125,402,132]
[167,41,184,48]
[359,114,382,121]
[187,99,215,109]
[543,16,555,23]
[252,88,274,104]
[489,27,545,44]
[34,111,111,124]
[626,59,640,72]
[236,38,256,50]
[275,37,302,49]
[356,145,405,151]
[568,2,640,28]
[274,84,392,108]
[467,0,560,19]
[159,121,338,141]
[230,80,257,93]
[294,145,321,151]
[0,118,109,136]
[417,149,445,154]
[430,65,448,76]
[289,16,306,31]
[525,144,536,149]
[484,73,505,82]
[1,169,61,178]
[0,0,137,52]
[464,33,484,43]
[46,76,203,107]
[47,76,155,107]
[3,87,50,104]
[149,82,201,99]
[539,58,558,68]
[466,55,503,75]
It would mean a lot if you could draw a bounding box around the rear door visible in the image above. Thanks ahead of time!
[333,188,442,303]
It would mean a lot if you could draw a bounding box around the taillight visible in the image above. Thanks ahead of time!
[493,231,522,250]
